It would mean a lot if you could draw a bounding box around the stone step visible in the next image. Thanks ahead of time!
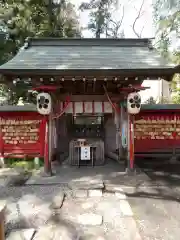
[69,180,104,190]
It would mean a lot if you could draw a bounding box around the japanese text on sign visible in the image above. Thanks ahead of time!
[0,119,41,145]
[134,116,180,140]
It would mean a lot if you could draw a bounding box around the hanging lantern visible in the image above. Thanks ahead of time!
[36,92,52,115]
[127,92,141,115]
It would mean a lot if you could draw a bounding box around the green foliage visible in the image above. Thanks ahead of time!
[172,94,180,104]
[6,157,44,170]
[10,160,34,170]
[0,0,81,104]
[144,97,157,104]
[153,0,180,55]
[0,0,81,55]
[157,96,171,104]
[153,0,180,97]
[79,0,121,38]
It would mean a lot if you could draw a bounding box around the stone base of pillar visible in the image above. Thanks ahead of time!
[125,167,136,175]
[169,155,180,164]
[34,157,40,169]
[0,157,5,168]
[41,170,54,177]
[43,162,53,177]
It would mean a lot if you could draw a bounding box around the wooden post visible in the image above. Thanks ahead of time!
[120,104,128,167]
[44,116,52,176]
[0,201,6,240]
[0,124,4,168]
[48,114,53,175]
[120,104,125,158]
[127,114,135,172]
[114,104,121,162]
[44,121,49,173]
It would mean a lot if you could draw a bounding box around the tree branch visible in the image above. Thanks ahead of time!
[108,5,124,38]
[140,25,144,37]
[153,31,170,48]
[131,0,145,38]
[118,5,124,30]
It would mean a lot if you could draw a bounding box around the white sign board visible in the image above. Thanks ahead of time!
[80,146,91,160]
[59,101,113,114]
[122,121,128,148]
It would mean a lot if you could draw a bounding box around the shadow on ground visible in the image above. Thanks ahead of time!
[24,158,153,189]
[124,158,180,204]
[136,158,180,186]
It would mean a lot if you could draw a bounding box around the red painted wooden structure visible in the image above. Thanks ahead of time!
[0,38,178,174]
[134,105,180,158]
[0,111,46,159]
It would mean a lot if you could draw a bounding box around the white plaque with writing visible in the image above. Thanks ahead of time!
[80,146,91,160]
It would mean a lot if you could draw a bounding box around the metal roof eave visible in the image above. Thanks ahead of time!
[0,67,177,80]
[0,105,37,112]
[0,103,180,112]
[141,104,180,111]
[26,37,155,47]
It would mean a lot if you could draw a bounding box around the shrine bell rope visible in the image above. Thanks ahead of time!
[103,85,120,113]
[52,95,71,119]
[51,86,121,118]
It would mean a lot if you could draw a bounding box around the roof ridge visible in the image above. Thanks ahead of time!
[24,37,154,48]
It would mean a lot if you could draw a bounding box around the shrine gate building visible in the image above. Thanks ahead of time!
[0,37,178,174]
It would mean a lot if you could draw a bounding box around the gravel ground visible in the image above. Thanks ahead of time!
[5,158,180,240]
[128,185,180,240]
[127,160,180,240]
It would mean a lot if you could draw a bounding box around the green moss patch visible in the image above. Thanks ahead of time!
[6,157,44,171]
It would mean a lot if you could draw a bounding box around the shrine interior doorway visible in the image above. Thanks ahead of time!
[54,112,123,168]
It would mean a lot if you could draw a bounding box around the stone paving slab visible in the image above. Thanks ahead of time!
[105,184,124,192]
[0,168,20,177]
[73,189,88,198]
[6,228,36,240]
[26,175,105,189]
[33,224,79,240]
[5,195,53,231]
[51,192,65,209]
[26,175,58,185]
[0,168,21,187]
[26,161,126,186]
[69,180,104,190]
[79,234,106,240]
[78,214,103,226]
[104,218,142,240]
[1,183,142,240]
[0,168,29,187]
[88,189,103,197]
[119,200,134,217]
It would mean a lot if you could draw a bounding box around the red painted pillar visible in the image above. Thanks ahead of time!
[44,120,49,172]
[0,125,4,167]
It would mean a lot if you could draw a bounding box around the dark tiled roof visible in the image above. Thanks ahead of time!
[0,104,37,112]
[141,104,180,110]
[0,38,176,72]
[0,103,180,112]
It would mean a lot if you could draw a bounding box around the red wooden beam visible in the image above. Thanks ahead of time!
[32,85,62,92]
[119,85,150,93]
